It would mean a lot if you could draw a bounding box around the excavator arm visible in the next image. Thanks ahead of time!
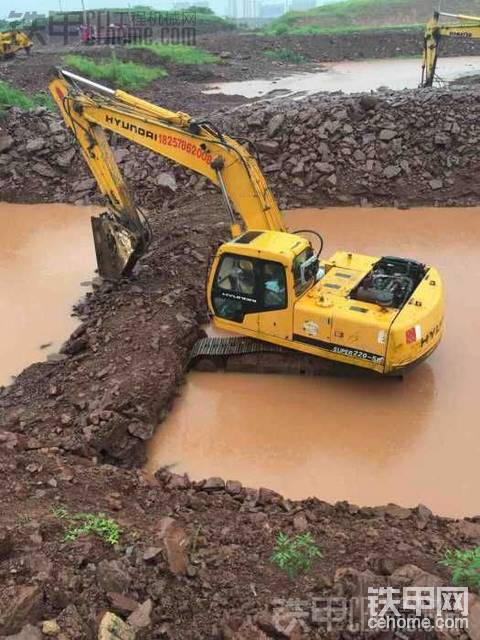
[49,69,285,279]
[422,10,480,87]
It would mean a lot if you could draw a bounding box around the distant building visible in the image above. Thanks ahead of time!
[173,0,211,7]
[289,0,316,10]
[5,10,46,23]
[259,2,284,18]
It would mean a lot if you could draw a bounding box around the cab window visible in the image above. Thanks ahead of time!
[293,247,315,296]
[212,255,257,322]
[212,255,287,322]
[261,261,287,311]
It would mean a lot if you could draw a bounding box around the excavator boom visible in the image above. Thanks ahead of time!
[50,69,285,278]
[421,10,480,86]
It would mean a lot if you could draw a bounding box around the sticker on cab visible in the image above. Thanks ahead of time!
[303,320,319,337]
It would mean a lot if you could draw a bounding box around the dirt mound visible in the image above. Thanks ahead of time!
[271,0,480,29]
[3,87,480,210]
[213,87,480,207]
[202,28,480,63]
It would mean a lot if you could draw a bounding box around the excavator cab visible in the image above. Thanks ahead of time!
[207,231,443,375]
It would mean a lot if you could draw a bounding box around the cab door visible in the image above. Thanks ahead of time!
[210,253,259,334]
[257,260,292,341]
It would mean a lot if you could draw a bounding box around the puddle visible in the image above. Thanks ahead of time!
[204,56,480,98]
[0,202,96,386]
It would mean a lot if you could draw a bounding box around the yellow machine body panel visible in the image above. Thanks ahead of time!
[421,10,480,86]
[0,30,32,58]
[386,266,444,371]
[209,239,444,375]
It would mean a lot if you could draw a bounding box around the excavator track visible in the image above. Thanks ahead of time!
[189,336,386,378]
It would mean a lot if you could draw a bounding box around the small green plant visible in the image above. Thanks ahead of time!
[53,506,122,546]
[63,54,166,90]
[440,547,480,592]
[51,505,69,519]
[271,531,322,578]
[263,48,305,64]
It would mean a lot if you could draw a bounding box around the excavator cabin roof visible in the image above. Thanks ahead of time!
[222,230,310,263]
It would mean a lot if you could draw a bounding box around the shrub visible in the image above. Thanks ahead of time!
[271,531,322,578]
[263,47,304,63]
[52,506,122,546]
[441,547,480,592]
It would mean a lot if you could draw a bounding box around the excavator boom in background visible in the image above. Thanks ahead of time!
[49,69,444,376]
[422,10,480,86]
[0,30,33,59]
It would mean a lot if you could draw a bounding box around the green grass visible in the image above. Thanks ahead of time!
[52,506,122,546]
[264,0,433,36]
[266,19,423,36]
[128,43,219,65]
[263,47,305,63]
[0,80,53,111]
[63,54,167,90]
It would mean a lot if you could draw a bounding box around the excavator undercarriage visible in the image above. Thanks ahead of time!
[189,336,395,377]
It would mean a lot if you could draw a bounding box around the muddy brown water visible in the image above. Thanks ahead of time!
[147,207,480,518]
[0,202,96,386]
[204,56,480,98]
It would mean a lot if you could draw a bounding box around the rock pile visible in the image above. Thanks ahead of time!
[214,86,480,207]
[2,87,480,209]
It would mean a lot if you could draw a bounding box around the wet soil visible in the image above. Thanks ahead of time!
[3,28,480,116]
[2,195,480,639]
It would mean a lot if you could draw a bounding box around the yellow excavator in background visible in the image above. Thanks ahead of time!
[0,30,33,59]
[49,68,444,376]
[422,10,480,86]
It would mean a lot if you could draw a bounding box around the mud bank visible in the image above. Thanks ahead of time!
[3,86,480,211]
[0,196,229,466]
[200,28,480,65]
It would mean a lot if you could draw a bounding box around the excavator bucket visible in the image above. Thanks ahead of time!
[91,210,149,280]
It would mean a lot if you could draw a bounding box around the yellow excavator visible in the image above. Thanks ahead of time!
[49,68,444,376]
[422,10,480,86]
[0,30,33,59]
